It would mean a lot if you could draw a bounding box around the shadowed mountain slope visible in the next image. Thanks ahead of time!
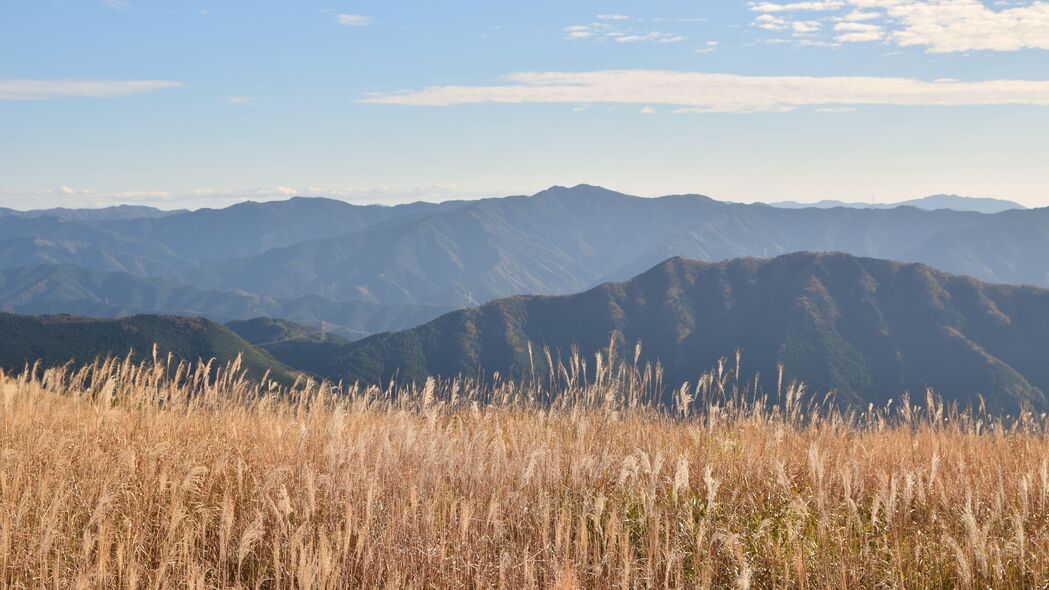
[226,317,350,377]
[0,312,297,382]
[0,217,194,276]
[900,208,1049,287]
[325,253,1049,413]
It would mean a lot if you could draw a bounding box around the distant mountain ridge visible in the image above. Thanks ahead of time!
[0,204,185,221]
[0,264,451,339]
[182,186,1007,305]
[323,253,1049,413]
[768,194,1025,214]
[4,186,1049,320]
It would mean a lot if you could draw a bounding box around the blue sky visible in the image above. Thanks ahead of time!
[2,0,1049,209]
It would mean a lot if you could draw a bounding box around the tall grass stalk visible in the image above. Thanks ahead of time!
[1,349,1047,588]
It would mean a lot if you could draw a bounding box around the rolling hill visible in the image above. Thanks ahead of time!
[322,253,1049,413]
[0,312,297,382]
[226,317,350,377]
[0,264,451,339]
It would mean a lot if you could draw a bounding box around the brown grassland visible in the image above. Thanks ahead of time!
[2,347,1049,589]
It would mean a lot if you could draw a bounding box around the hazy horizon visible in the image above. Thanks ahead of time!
[0,184,1033,213]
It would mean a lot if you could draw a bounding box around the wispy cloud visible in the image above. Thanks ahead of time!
[751,1,845,11]
[224,96,260,105]
[100,0,130,10]
[834,21,885,42]
[0,79,184,101]
[335,13,372,27]
[361,70,1049,113]
[564,15,687,44]
[754,13,824,35]
[696,41,720,53]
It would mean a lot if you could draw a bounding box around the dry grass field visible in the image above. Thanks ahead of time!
[2,349,1049,589]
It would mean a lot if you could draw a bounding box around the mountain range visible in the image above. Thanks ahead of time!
[0,204,184,221]
[4,252,1046,412]
[178,186,1046,306]
[767,194,1026,214]
[319,253,1049,413]
[2,184,1049,383]
[3,187,1048,315]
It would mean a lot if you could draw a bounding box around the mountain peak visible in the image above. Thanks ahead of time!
[532,184,633,199]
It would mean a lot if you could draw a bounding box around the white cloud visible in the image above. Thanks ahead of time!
[0,79,184,101]
[755,13,791,29]
[615,32,687,43]
[335,14,371,27]
[862,0,1049,52]
[696,41,720,53]
[640,106,657,114]
[834,21,885,41]
[751,1,846,11]
[839,9,882,20]
[748,0,1049,52]
[565,16,686,43]
[753,12,824,37]
[361,70,1049,113]
[564,25,598,39]
[792,20,824,34]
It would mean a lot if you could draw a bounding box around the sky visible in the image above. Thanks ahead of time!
[2,0,1049,210]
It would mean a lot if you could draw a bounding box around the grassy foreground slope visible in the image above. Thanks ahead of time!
[0,312,296,381]
[1,357,1047,588]
[328,252,1049,413]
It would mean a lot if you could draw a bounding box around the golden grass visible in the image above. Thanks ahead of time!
[2,350,1049,589]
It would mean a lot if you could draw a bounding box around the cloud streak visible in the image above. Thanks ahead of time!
[564,15,687,44]
[335,14,372,26]
[0,79,184,101]
[360,70,1049,113]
